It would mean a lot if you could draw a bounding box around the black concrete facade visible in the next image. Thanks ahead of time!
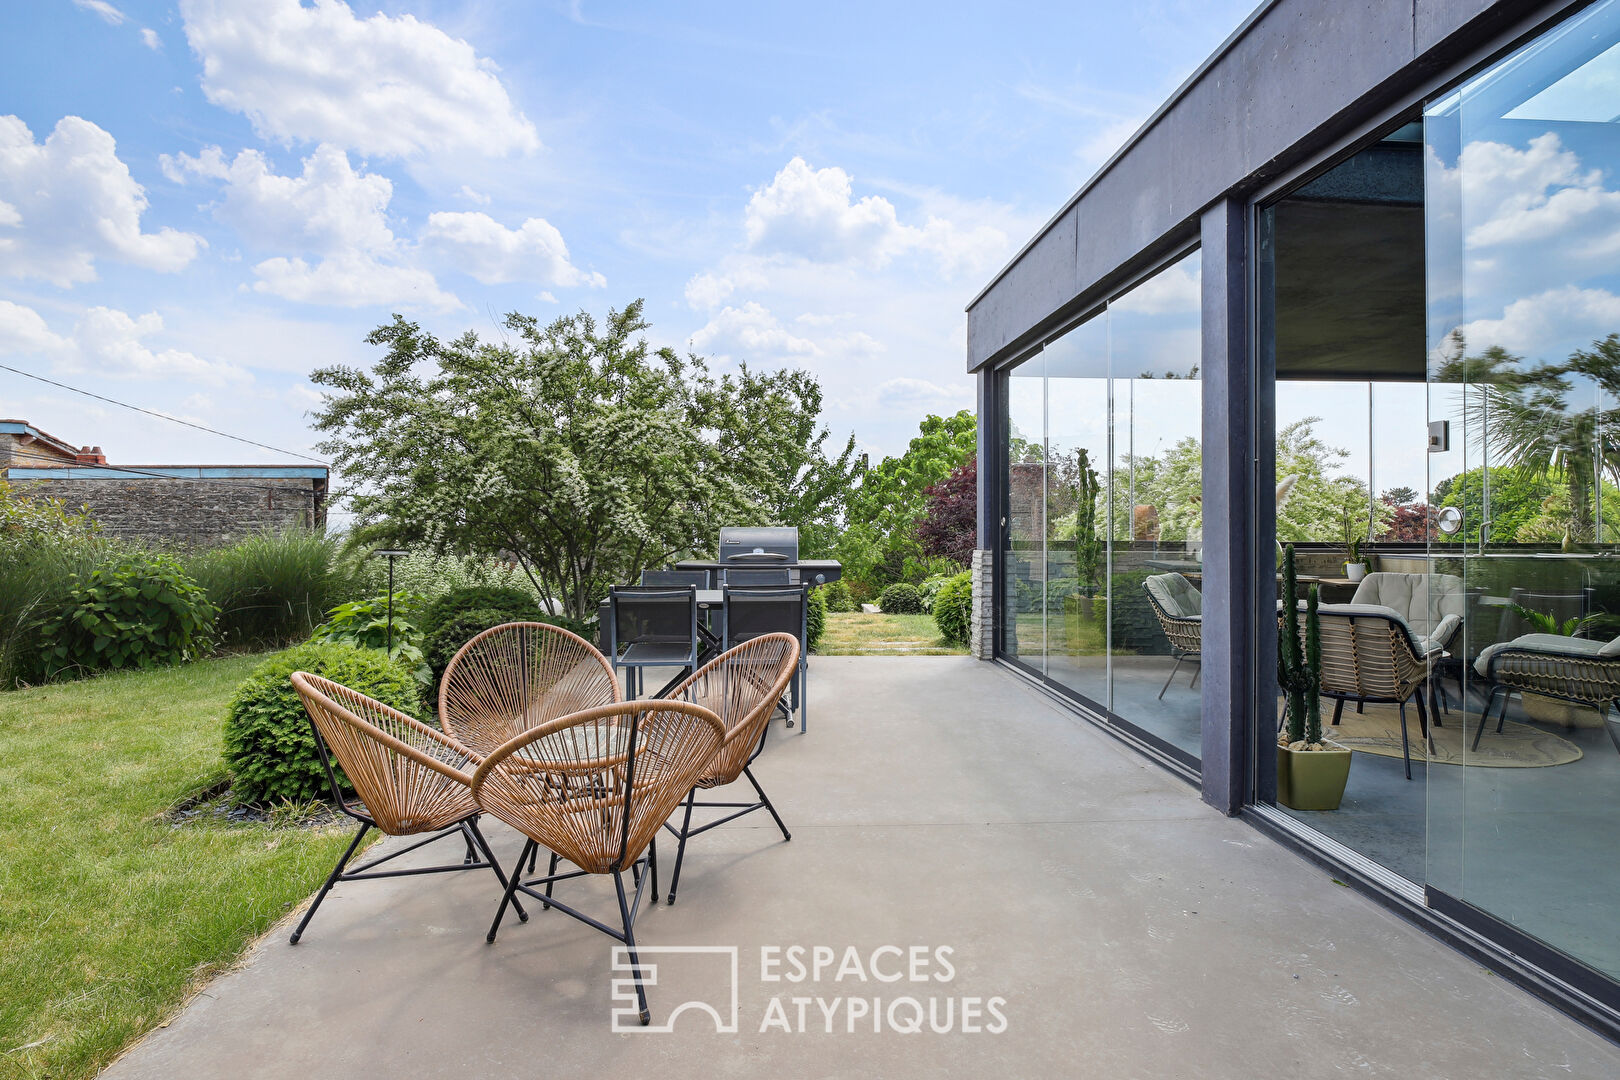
[968,0,1616,1041]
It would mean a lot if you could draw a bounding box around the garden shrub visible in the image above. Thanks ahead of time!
[224,642,421,805]
[879,583,923,614]
[418,585,539,640]
[933,572,973,645]
[806,587,826,649]
[821,579,854,613]
[186,528,365,650]
[917,574,954,614]
[309,592,432,687]
[423,606,517,692]
[1108,569,1170,655]
[38,552,217,680]
[0,483,109,687]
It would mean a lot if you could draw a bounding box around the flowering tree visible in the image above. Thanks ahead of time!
[312,300,857,620]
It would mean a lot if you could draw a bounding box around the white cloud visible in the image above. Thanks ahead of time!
[163,142,460,309]
[0,299,248,384]
[458,185,490,205]
[1458,134,1620,255]
[178,0,539,159]
[72,0,126,26]
[684,265,768,310]
[744,157,1009,275]
[690,302,819,361]
[0,115,204,285]
[0,300,70,355]
[140,28,162,50]
[875,377,972,411]
[423,211,603,288]
[250,252,457,309]
[1109,258,1201,315]
[1454,285,1620,360]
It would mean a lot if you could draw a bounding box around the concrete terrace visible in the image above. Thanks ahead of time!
[107,657,1620,1078]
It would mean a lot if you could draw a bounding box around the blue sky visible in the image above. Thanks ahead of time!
[0,0,1257,475]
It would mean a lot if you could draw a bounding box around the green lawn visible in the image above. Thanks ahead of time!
[0,654,361,1080]
[817,611,967,655]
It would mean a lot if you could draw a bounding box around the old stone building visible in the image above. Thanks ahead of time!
[2,419,328,546]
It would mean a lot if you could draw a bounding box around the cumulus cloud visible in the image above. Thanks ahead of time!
[140,27,161,50]
[163,142,459,309]
[0,299,248,384]
[178,0,539,159]
[690,302,819,361]
[0,115,204,286]
[423,211,604,288]
[1454,285,1620,360]
[744,157,1009,275]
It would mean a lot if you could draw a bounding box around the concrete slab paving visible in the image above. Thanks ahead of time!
[105,657,1620,1079]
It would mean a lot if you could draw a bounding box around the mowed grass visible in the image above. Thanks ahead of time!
[0,654,361,1080]
[816,611,967,655]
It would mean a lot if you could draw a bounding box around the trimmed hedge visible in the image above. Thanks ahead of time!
[224,642,421,805]
[807,587,826,649]
[418,585,539,640]
[821,579,855,613]
[878,583,924,614]
[933,572,972,645]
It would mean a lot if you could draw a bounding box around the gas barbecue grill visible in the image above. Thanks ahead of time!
[676,526,842,585]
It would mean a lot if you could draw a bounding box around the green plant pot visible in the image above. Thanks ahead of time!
[1276,744,1353,811]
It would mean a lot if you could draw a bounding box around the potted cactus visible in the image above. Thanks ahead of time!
[1277,545,1353,810]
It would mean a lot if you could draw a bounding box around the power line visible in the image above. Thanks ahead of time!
[0,361,329,465]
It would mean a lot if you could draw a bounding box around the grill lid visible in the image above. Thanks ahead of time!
[718,526,799,563]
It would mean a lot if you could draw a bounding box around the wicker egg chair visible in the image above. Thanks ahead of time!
[659,633,800,906]
[287,672,525,945]
[471,698,725,1026]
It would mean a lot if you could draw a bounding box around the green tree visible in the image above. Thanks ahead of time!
[841,411,977,584]
[312,301,854,620]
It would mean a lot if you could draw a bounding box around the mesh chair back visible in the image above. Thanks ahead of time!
[665,634,799,787]
[725,568,792,586]
[724,585,806,646]
[642,569,712,588]
[291,672,480,835]
[611,585,698,651]
[439,622,620,758]
[470,700,724,873]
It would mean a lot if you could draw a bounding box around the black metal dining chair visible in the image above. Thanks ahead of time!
[607,585,700,698]
[722,585,808,730]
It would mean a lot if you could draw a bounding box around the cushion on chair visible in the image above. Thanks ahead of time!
[1144,573,1202,618]
[1475,633,1620,677]
[1349,572,1465,645]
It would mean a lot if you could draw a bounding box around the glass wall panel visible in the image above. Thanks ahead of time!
[1108,252,1204,759]
[1425,0,1620,981]
[1003,353,1045,666]
[1046,315,1111,707]
[1259,120,1431,884]
[997,252,1203,765]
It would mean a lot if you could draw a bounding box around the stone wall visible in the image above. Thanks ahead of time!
[15,477,326,547]
[970,548,994,660]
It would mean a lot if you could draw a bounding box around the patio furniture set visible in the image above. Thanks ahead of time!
[286,613,805,1027]
[1144,569,1620,775]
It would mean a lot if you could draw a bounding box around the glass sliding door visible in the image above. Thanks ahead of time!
[1046,314,1111,707]
[997,251,1204,765]
[1425,0,1620,986]
[1003,352,1046,666]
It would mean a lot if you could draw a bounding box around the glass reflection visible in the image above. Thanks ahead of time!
[1426,0,1620,981]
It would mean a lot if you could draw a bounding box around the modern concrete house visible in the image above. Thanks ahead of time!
[968,0,1620,1038]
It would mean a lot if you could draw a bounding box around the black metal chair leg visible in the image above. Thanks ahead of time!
[1473,685,1501,752]
[1158,655,1184,700]
[614,870,650,1026]
[290,821,370,944]
[1331,697,1345,726]
[1398,703,1412,780]
[465,817,527,923]
[487,838,536,943]
[744,766,791,841]
[1414,688,1435,757]
[544,852,559,909]
[649,836,658,905]
[667,786,698,905]
[1497,689,1511,733]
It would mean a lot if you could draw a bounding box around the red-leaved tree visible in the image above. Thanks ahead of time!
[916,456,977,566]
